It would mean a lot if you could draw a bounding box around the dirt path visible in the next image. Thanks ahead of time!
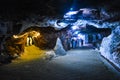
[0,49,120,80]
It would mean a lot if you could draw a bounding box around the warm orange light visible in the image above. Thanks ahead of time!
[13,35,19,38]
[12,45,46,64]
[13,31,40,39]
[33,32,40,38]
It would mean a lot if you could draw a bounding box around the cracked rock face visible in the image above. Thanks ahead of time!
[99,2,120,68]
[100,25,120,69]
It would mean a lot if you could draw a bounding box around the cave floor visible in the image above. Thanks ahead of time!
[0,49,120,80]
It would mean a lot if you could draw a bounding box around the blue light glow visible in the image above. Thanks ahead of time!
[72,26,79,30]
[77,33,85,40]
[74,31,79,34]
[63,10,78,19]
[70,8,73,11]
[66,11,78,16]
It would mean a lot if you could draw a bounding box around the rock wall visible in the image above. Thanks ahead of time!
[97,6,120,69]
[4,26,67,57]
[54,38,66,56]
[100,26,120,69]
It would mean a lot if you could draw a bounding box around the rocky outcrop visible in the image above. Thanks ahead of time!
[54,38,66,56]
[100,26,120,69]
[94,7,120,69]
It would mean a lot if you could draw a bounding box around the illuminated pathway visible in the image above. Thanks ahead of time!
[0,49,120,80]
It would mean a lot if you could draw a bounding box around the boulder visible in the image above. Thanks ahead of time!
[54,38,66,56]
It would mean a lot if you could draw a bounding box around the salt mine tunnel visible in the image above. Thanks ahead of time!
[4,24,111,57]
[0,0,120,80]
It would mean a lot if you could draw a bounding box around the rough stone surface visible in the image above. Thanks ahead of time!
[54,38,66,56]
[100,26,120,69]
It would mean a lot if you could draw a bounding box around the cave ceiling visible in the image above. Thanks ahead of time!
[0,0,120,16]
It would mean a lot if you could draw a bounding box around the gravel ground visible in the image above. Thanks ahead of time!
[0,49,120,80]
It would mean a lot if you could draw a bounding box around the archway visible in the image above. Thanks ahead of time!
[5,26,59,58]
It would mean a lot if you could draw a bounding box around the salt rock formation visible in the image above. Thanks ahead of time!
[54,38,66,56]
[100,26,120,69]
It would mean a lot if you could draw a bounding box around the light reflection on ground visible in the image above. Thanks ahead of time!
[0,49,119,80]
[11,45,46,64]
